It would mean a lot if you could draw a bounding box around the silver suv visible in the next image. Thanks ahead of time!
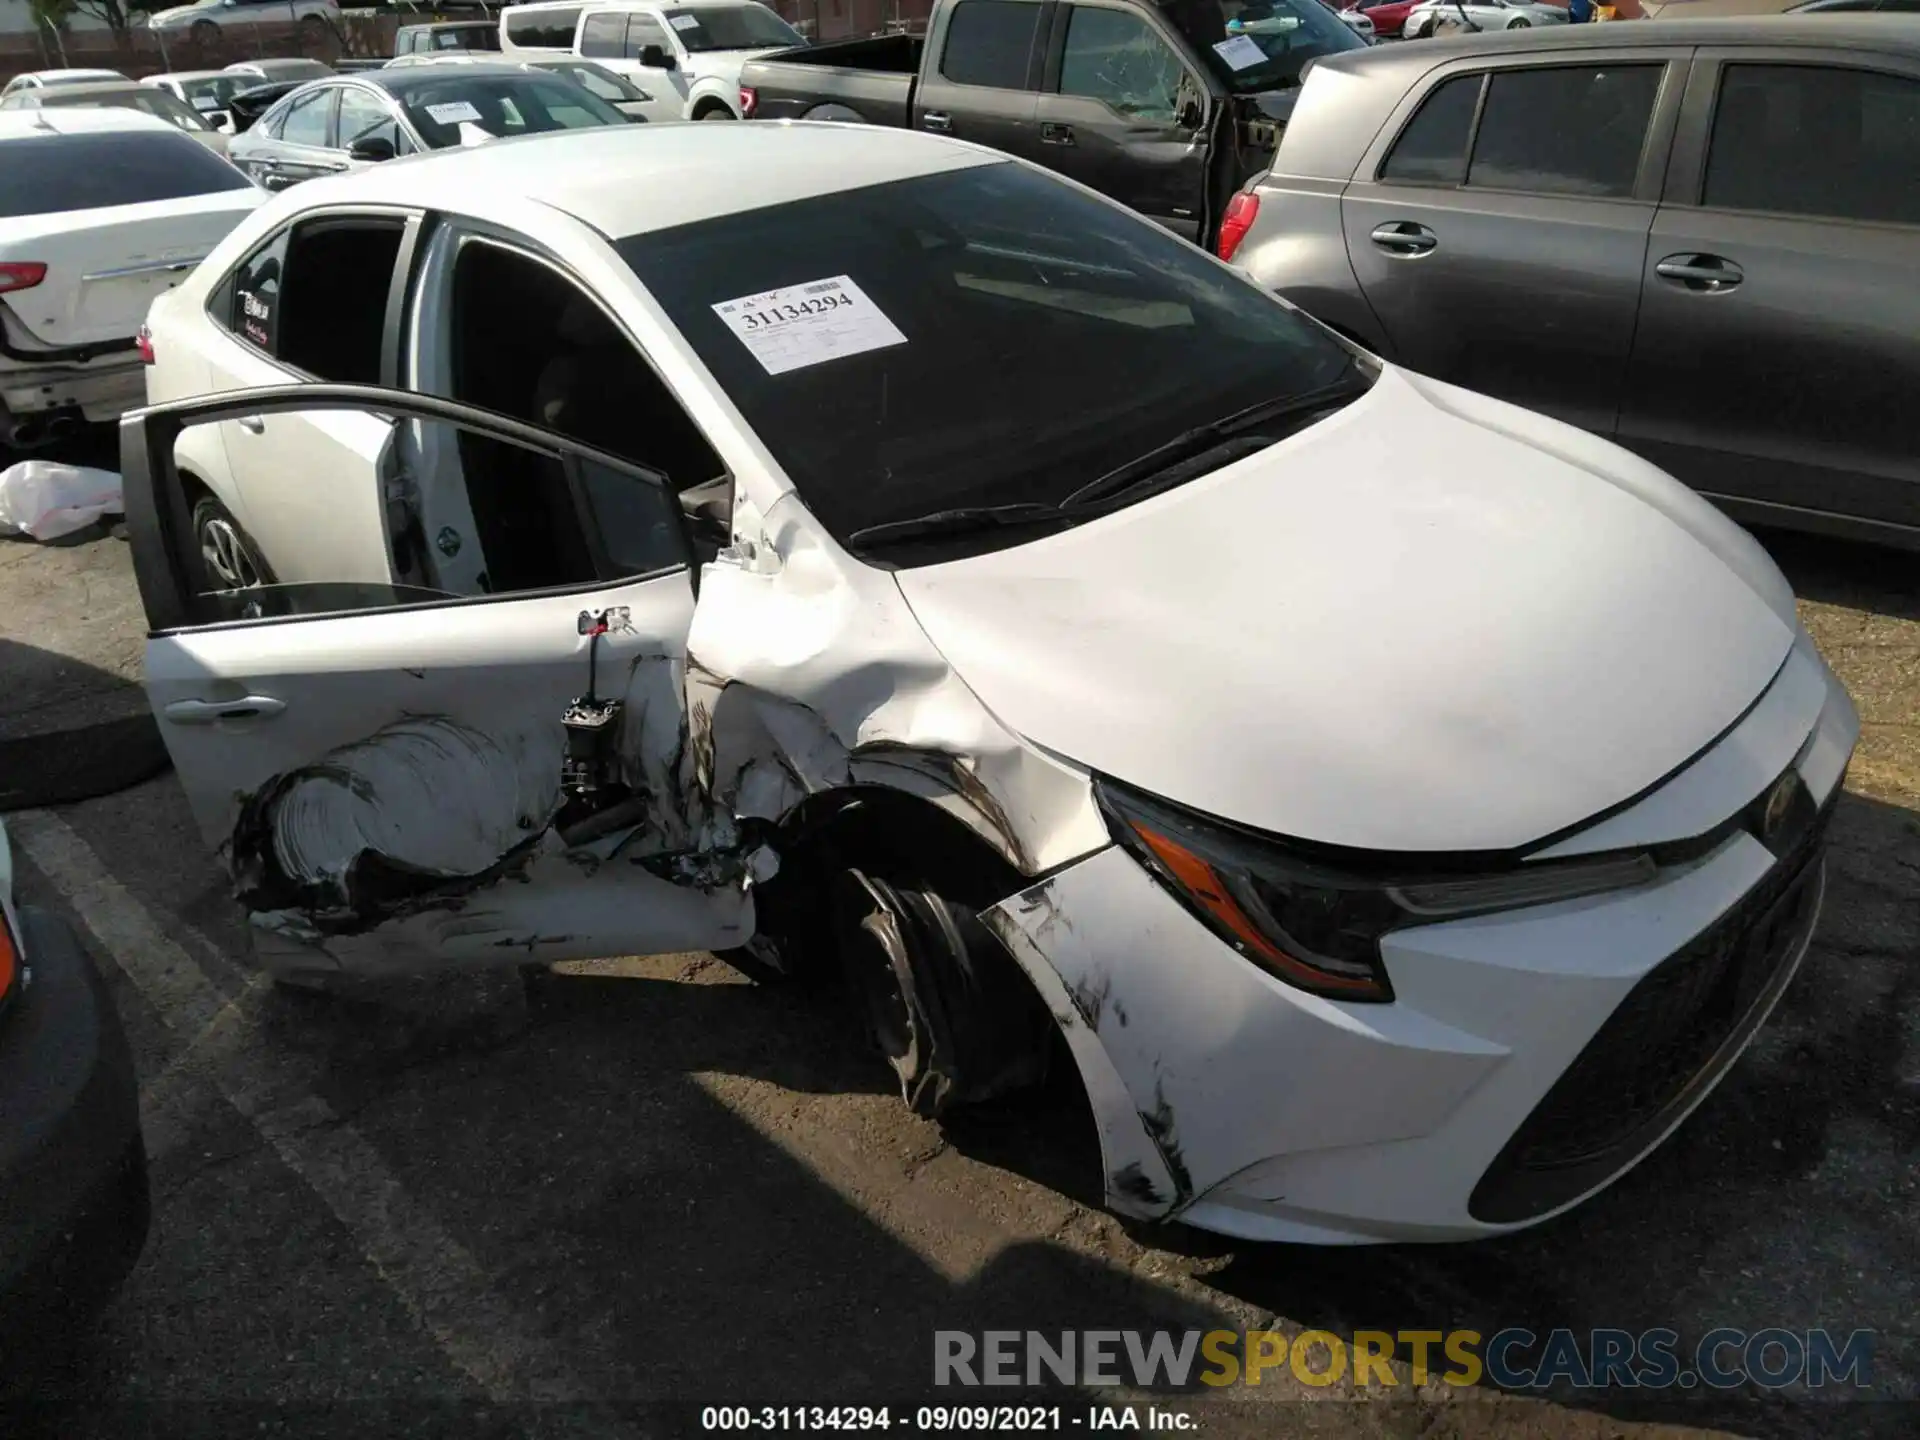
[1223,17,1920,550]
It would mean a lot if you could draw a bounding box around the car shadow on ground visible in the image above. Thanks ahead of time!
[1759,527,1920,626]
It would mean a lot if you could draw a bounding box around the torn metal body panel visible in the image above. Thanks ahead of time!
[686,492,1112,878]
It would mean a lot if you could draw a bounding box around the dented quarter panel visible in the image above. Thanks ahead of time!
[986,845,1509,1220]
[685,492,1112,877]
[147,566,748,972]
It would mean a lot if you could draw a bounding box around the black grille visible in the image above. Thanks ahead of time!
[1469,784,1834,1225]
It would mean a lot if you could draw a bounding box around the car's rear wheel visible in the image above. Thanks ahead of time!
[1508,15,1531,25]
[190,19,218,43]
[696,106,736,120]
[299,13,328,44]
[191,494,269,591]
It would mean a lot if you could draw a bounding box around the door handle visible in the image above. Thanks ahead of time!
[1369,221,1438,256]
[236,415,266,434]
[164,696,287,724]
[1041,121,1075,146]
[1654,253,1744,292]
[920,110,952,133]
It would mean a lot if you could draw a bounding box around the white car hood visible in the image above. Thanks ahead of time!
[893,367,1797,853]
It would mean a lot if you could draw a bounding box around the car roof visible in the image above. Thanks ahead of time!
[293,121,1003,237]
[19,67,129,84]
[0,106,179,139]
[1319,11,1920,70]
[347,61,628,92]
[28,82,154,101]
[147,69,230,83]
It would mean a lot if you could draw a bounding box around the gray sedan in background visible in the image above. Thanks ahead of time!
[227,64,634,190]
[1224,17,1920,550]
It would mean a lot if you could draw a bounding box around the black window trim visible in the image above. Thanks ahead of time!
[1668,46,1920,229]
[1370,53,1688,205]
[123,384,696,638]
[207,203,427,385]
[937,0,1052,93]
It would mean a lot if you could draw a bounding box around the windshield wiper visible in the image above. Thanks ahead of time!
[847,502,1073,548]
[1060,371,1374,511]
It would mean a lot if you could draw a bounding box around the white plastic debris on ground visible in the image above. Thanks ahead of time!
[0,460,124,542]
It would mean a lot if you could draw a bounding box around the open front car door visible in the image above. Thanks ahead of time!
[121,383,753,980]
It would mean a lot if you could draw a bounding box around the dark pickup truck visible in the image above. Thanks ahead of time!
[737,0,1368,247]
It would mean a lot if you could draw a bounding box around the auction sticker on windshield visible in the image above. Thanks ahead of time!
[426,101,482,124]
[669,12,701,28]
[1212,34,1267,71]
[712,276,906,376]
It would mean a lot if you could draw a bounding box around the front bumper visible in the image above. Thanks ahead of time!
[0,906,149,1346]
[985,633,1859,1243]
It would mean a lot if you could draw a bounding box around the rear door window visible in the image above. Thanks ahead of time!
[278,86,336,147]
[1466,65,1663,198]
[1380,73,1480,185]
[1703,63,1920,225]
[939,0,1042,90]
[224,218,405,383]
[0,130,255,217]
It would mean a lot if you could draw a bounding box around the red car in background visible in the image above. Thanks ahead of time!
[1359,0,1418,33]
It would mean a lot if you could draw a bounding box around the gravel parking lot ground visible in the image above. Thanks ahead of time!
[2,498,1913,1438]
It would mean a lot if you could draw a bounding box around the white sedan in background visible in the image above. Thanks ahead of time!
[0,68,130,100]
[1403,0,1569,35]
[0,109,262,450]
[0,81,233,155]
[134,121,1853,1245]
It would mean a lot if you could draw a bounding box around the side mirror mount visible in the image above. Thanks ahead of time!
[206,109,232,131]
[639,44,675,70]
[347,134,396,161]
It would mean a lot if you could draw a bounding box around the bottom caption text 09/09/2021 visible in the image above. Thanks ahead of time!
[698,1408,1200,1433]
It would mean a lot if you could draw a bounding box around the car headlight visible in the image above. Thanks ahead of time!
[1095,777,1657,1004]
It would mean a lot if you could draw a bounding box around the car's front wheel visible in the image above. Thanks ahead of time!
[1507,15,1531,25]
[191,494,269,592]
[830,863,1053,1119]
[189,19,218,43]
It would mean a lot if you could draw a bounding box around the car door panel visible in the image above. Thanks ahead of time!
[911,0,1047,156]
[1341,55,1685,436]
[1035,2,1209,238]
[1617,49,1920,533]
[124,386,750,977]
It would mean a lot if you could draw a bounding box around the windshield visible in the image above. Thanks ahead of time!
[0,131,251,218]
[175,74,251,111]
[41,88,211,131]
[660,4,806,51]
[1162,0,1365,93]
[614,162,1357,560]
[398,74,628,145]
[534,60,648,102]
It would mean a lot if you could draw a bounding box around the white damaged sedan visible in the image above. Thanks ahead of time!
[131,121,1856,1243]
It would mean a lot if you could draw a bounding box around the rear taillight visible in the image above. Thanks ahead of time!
[0,909,20,1017]
[739,86,757,118]
[1216,192,1260,262]
[0,262,46,295]
[137,323,156,364]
